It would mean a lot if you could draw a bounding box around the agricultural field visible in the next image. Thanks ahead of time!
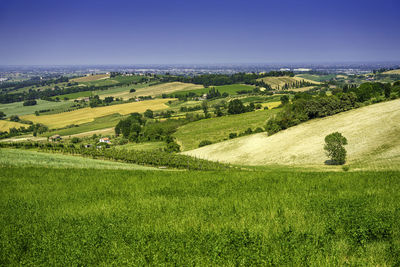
[184,99,400,170]
[382,69,400,75]
[0,120,29,131]
[174,109,279,151]
[115,141,166,151]
[257,76,320,89]
[296,73,338,82]
[0,148,156,170]
[100,82,204,100]
[1,165,399,265]
[71,73,110,82]
[0,99,75,117]
[22,99,172,129]
[41,114,123,137]
[175,84,255,96]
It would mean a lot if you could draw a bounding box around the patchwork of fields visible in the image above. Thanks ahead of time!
[184,99,400,169]
[22,99,172,129]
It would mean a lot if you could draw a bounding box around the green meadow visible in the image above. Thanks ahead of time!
[1,163,399,265]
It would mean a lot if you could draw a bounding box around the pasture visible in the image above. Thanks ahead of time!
[0,99,75,117]
[174,109,279,151]
[1,165,399,265]
[184,99,400,170]
[22,99,173,129]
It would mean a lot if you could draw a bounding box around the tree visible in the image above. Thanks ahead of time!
[10,115,20,122]
[324,132,348,165]
[144,109,154,118]
[228,99,245,114]
[0,111,5,120]
[201,101,209,115]
[280,95,290,105]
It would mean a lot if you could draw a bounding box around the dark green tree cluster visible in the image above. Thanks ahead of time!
[227,99,256,114]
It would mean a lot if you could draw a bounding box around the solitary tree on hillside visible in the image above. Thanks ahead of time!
[324,132,348,165]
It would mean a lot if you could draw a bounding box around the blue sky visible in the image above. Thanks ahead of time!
[0,0,399,65]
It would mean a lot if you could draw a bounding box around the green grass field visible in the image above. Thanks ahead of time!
[173,84,255,96]
[0,148,157,170]
[174,109,279,151]
[115,141,166,151]
[1,164,399,265]
[0,99,75,117]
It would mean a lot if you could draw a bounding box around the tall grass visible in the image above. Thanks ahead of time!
[1,166,399,265]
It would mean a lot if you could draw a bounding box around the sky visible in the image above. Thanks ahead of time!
[0,0,399,65]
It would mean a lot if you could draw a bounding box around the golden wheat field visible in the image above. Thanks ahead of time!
[184,99,400,170]
[257,76,320,89]
[0,120,28,131]
[382,69,400,75]
[71,74,110,82]
[100,82,204,100]
[22,99,172,129]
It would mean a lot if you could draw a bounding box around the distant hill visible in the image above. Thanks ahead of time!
[184,99,400,170]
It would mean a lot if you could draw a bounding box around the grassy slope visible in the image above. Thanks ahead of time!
[0,148,157,170]
[1,165,399,265]
[71,74,110,82]
[184,99,400,169]
[22,99,172,129]
[296,74,337,82]
[174,109,279,151]
[0,99,74,117]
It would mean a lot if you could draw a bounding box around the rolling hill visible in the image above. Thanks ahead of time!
[183,99,400,169]
[382,69,400,75]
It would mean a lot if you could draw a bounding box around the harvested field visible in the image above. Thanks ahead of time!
[71,74,110,82]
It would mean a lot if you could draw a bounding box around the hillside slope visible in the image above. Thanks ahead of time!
[184,99,400,169]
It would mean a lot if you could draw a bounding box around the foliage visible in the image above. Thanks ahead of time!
[23,100,37,106]
[324,132,348,165]
[199,140,212,147]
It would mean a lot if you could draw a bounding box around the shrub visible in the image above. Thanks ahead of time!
[342,165,350,172]
[199,140,212,147]
[229,133,237,139]
[23,100,37,106]
[324,132,348,165]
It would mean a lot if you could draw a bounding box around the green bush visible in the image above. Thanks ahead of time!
[199,140,212,147]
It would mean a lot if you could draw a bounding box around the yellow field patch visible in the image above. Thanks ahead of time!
[262,101,281,109]
[257,76,320,90]
[101,82,204,100]
[0,120,29,132]
[22,99,173,129]
[71,74,110,82]
[382,69,400,75]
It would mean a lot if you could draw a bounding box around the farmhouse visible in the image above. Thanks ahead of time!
[49,134,62,142]
[99,137,111,144]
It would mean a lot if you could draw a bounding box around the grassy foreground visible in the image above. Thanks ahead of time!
[1,165,399,265]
